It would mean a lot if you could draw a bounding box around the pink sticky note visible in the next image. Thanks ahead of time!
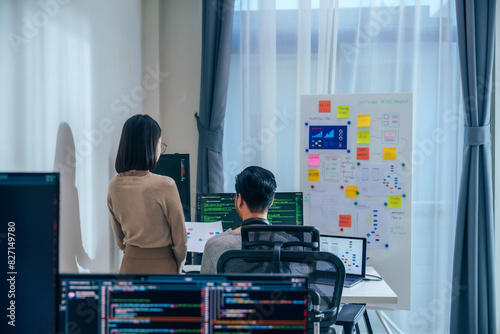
[308,154,321,166]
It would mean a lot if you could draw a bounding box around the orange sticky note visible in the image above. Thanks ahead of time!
[337,105,350,118]
[319,100,331,113]
[383,147,396,160]
[339,215,352,228]
[357,147,370,160]
[308,154,321,166]
[388,195,402,208]
[357,131,370,144]
[345,185,358,198]
[357,114,371,127]
[308,169,320,182]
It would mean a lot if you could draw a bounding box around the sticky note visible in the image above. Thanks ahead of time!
[357,114,371,127]
[345,185,358,198]
[337,105,350,118]
[383,147,396,160]
[388,195,402,208]
[308,169,320,182]
[307,154,321,166]
[357,147,369,160]
[357,131,370,144]
[339,215,352,228]
[319,100,331,113]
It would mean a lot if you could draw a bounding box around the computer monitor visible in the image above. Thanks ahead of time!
[152,153,191,221]
[57,274,308,333]
[0,173,59,333]
[196,192,303,231]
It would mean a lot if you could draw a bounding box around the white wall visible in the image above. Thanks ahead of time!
[142,0,202,220]
[0,0,143,273]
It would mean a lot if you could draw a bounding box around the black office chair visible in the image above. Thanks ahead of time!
[217,250,365,333]
[241,225,321,251]
[239,225,372,333]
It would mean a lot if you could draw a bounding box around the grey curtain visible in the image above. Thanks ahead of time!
[195,0,235,194]
[451,1,496,333]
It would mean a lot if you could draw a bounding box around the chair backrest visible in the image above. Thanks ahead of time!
[241,225,320,251]
[217,249,346,328]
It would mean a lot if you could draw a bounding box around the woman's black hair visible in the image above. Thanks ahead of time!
[235,166,277,213]
[115,114,162,173]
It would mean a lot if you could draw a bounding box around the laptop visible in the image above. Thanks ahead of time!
[320,235,367,287]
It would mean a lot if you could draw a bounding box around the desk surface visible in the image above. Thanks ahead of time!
[341,267,398,306]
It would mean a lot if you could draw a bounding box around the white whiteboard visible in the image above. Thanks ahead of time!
[300,93,412,310]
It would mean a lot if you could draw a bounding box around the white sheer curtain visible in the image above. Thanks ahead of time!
[224,1,461,333]
[0,0,143,273]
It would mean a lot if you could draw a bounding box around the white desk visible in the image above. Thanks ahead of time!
[341,267,398,306]
[184,265,400,333]
[184,265,399,307]
[341,267,401,334]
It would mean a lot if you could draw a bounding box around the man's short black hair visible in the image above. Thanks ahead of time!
[235,166,277,213]
[115,114,161,173]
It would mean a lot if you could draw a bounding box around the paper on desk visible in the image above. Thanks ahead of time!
[186,221,223,253]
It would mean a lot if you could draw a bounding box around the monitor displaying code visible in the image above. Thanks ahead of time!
[58,274,308,333]
[196,192,303,231]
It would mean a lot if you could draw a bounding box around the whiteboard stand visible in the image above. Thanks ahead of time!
[375,310,405,334]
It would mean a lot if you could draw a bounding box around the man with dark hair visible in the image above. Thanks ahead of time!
[200,166,277,274]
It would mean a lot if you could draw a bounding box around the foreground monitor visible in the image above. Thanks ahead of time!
[152,153,191,221]
[0,173,59,333]
[58,274,308,333]
[196,192,303,231]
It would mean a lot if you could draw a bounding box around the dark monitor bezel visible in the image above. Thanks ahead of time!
[152,153,191,221]
[0,172,60,333]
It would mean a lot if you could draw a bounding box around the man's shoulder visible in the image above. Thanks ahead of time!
[205,230,241,249]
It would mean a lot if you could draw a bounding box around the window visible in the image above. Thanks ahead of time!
[224,2,460,332]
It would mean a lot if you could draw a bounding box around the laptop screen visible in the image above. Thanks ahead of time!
[58,274,308,333]
[320,235,367,276]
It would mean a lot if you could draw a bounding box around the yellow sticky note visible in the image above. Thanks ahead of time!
[308,169,320,182]
[383,147,396,160]
[388,195,402,208]
[345,185,358,198]
[337,105,350,118]
[357,131,370,144]
[358,114,371,127]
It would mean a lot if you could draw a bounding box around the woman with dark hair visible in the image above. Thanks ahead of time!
[107,114,187,274]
